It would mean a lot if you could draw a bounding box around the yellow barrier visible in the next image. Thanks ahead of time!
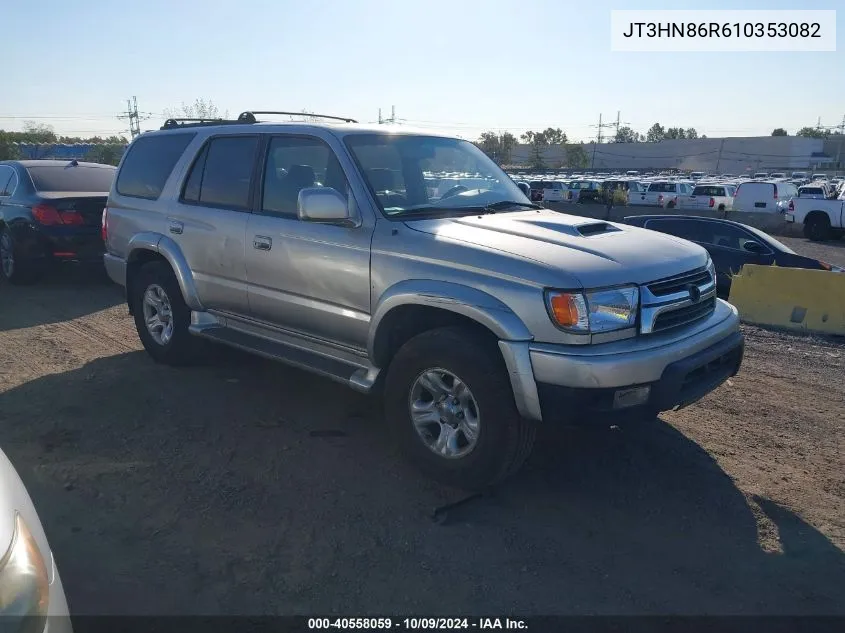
[728,264,845,335]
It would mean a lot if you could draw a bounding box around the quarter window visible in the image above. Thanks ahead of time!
[116,133,195,200]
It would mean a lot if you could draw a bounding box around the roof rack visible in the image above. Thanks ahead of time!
[237,111,358,124]
[160,117,246,130]
[159,111,359,131]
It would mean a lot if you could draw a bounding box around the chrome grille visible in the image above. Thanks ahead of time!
[647,266,711,297]
[652,297,716,332]
[640,265,717,334]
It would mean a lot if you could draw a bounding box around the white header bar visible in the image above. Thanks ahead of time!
[611,10,836,52]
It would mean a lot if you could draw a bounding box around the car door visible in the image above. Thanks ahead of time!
[245,134,374,350]
[169,134,258,315]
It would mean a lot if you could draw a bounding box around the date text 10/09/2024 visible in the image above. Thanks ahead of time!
[622,22,821,39]
[307,618,528,630]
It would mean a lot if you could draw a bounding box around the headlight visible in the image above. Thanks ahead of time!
[546,285,639,333]
[0,513,50,632]
[706,255,716,281]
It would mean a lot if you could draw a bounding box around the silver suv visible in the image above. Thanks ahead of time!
[102,111,744,489]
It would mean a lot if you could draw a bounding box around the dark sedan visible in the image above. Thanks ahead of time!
[624,215,843,299]
[0,160,115,284]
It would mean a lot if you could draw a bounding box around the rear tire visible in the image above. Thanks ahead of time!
[131,261,198,365]
[804,215,832,242]
[384,326,536,490]
[0,227,43,285]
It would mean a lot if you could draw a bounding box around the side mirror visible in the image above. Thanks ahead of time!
[743,240,766,254]
[298,187,357,227]
[517,182,531,198]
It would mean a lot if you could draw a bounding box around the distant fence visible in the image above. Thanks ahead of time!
[544,201,803,237]
[14,143,128,160]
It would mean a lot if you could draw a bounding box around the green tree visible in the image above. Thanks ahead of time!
[498,132,516,165]
[796,126,827,139]
[84,144,125,166]
[771,128,788,136]
[646,123,665,142]
[164,98,228,120]
[685,128,699,139]
[521,130,550,168]
[477,131,517,165]
[541,127,567,145]
[20,121,57,144]
[664,127,686,140]
[614,126,641,143]
[0,131,20,160]
[565,144,589,169]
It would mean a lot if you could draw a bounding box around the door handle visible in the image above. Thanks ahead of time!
[253,236,272,251]
[169,221,184,235]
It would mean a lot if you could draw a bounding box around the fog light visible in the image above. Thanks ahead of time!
[613,386,651,409]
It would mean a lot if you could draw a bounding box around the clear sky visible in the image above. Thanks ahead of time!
[2,0,842,141]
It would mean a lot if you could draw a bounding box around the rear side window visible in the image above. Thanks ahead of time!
[116,133,195,200]
[0,166,15,195]
[183,136,259,209]
[27,164,115,192]
[692,186,726,196]
[645,218,706,242]
[648,182,676,193]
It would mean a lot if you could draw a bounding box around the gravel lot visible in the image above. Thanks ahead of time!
[1,239,844,617]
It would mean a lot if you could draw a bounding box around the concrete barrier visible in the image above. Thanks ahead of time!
[543,201,804,237]
[728,264,845,336]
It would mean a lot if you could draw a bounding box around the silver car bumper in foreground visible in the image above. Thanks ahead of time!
[501,300,743,422]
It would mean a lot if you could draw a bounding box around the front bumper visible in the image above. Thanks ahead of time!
[500,299,743,422]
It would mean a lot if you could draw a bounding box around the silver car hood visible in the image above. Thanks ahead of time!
[405,210,708,288]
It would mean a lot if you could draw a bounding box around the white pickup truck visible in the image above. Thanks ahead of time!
[787,189,845,241]
[630,181,694,208]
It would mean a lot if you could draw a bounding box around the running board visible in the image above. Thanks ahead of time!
[189,324,379,393]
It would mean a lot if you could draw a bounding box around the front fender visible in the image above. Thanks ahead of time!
[367,280,532,360]
[127,232,204,311]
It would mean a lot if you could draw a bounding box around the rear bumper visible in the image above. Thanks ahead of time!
[14,224,103,264]
[785,213,795,223]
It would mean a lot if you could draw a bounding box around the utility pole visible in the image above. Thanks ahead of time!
[118,96,142,138]
[715,138,726,173]
[378,106,396,124]
[589,113,616,169]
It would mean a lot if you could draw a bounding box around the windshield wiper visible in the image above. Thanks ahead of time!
[473,200,542,214]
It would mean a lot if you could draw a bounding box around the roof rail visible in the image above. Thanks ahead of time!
[160,117,248,130]
[238,111,358,124]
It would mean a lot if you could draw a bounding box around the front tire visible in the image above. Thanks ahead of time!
[131,261,198,365]
[384,326,536,490]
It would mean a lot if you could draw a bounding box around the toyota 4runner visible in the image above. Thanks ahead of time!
[102,111,744,489]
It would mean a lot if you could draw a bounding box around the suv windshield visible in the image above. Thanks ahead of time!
[345,134,528,217]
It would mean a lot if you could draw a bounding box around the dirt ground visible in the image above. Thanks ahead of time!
[0,242,844,616]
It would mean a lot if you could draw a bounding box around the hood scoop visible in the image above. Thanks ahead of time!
[512,218,619,238]
[574,222,617,236]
